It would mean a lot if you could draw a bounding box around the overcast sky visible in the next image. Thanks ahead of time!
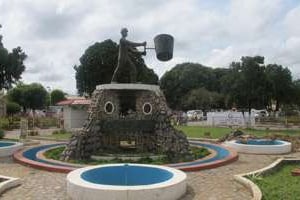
[1,0,300,94]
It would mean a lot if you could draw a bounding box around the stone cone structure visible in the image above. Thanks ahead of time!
[61,84,191,161]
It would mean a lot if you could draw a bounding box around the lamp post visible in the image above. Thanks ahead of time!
[47,86,51,107]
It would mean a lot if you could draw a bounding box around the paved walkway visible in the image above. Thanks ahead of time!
[1,150,299,200]
[0,156,67,200]
[182,154,277,200]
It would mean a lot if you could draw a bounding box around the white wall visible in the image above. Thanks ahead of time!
[63,106,88,130]
[207,112,255,127]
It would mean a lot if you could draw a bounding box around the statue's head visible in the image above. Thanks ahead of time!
[121,28,128,37]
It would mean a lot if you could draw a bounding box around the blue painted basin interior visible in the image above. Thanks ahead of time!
[22,143,74,167]
[170,142,230,167]
[236,139,284,145]
[0,141,15,147]
[21,142,233,169]
[81,165,174,186]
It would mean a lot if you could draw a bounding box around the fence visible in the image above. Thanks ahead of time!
[0,116,59,130]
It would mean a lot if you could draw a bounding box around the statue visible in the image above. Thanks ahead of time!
[111,28,146,83]
[61,30,192,162]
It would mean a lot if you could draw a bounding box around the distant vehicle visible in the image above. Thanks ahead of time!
[251,109,269,118]
[187,110,203,120]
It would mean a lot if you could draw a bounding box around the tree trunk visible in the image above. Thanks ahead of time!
[276,100,280,111]
[247,101,252,128]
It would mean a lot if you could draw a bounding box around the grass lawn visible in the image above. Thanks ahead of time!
[176,126,231,138]
[0,138,20,142]
[176,126,300,139]
[40,126,300,140]
[248,164,300,200]
[43,132,72,140]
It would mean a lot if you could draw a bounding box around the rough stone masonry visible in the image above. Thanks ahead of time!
[61,84,191,161]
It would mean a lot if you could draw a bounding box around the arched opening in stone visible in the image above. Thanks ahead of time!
[118,90,136,116]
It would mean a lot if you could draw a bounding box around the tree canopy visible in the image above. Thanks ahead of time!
[6,101,21,116]
[50,89,66,105]
[74,39,158,95]
[7,83,48,111]
[160,56,298,112]
[160,63,229,109]
[0,25,27,89]
[221,56,272,112]
[265,64,293,110]
[181,87,224,111]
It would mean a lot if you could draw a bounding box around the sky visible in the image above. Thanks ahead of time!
[1,0,300,94]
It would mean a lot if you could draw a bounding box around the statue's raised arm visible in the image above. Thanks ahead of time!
[123,38,146,48]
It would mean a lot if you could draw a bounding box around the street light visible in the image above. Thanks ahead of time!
[47,86,51,107]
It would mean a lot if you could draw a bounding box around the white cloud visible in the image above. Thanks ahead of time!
[226,0,282,39]
[1,0,300,94]
[285,5,300,36]
[204,46,236,67]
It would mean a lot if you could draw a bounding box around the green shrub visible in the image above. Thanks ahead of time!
[44,146,65,160]
[0,118,9,130]
[6,101,21,115]
[0,129,4,139]
[191,147,210,159]
[28,130,39,136]
[7,116,21,129]
[45,146,211,165]
[52,129,69,135]
[203,132,211,138]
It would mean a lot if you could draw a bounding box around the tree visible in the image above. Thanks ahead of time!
[50,89,66,105]
[6,101,21,116]
[160,63,228,109]
[265,64,293,110]
[0,25,27,89]
[7,84,25,110]
[181,87,224,111]
[74,39,158,95]
[7,83,48,112]
[221,56,272,112]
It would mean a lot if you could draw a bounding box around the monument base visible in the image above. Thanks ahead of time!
[61,84,191,161]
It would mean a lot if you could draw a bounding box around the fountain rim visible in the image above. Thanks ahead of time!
[0,141,22,148]
[0,140,23,157]
[67,163,186,190]
[229,139,290,146]
[13,141,239,173]
[224,139,292,154]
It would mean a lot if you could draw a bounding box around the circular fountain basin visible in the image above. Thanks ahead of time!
[0,141,23,157]
[224,139,291,154]
[67,164,187,200]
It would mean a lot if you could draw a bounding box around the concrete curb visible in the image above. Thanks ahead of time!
[171,142,238,171]
[36,145,87,168]
[0,141,23,157]
[13,147,77,173]
[234,157,300,200]
[224,140,292,154]
[67,164,187,200]
[0,175,21,195]
[187,137,218,143]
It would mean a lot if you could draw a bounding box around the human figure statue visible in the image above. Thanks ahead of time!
[111,28,146,83]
